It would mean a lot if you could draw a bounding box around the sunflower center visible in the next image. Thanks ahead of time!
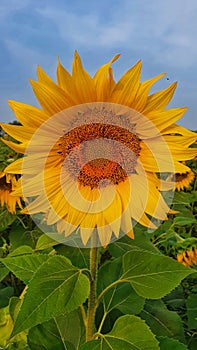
[0,177,12,191]
[58,123,141,188]
[174,172,189,182]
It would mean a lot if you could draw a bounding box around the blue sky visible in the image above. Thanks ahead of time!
[0,0,196,129]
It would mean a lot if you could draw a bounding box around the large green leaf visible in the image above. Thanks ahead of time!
[27,309,83,350]
[186,294,197,330]
[98,258,144,315]
[0,254,49,284]
[80,315,159,350]
[55,244,90,269]
[108,230,159,258]
[157,336,188,350]
[122,250,192,298]
[12,255,90,336]
[140,300,185,342]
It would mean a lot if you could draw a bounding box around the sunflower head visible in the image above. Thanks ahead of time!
[175,238,197,267]
[1,52,197,247]
[167,165,195,191]
[0,172,22,214]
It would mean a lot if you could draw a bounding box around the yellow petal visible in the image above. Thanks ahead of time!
[21,195,49,214]
[97,220,113,247]
[163,128,197,147]
[139,144,191,173]
[132,73,166,111]
[4,158,24,174]
[30,79,74,114]
[111,60,142,106]
[37,65,56,86]
[80,226,95,245]
[56,59,73,93]
[94,54,120,101]
[1,138,27,153]
[72,51,96,102]
[57,219,76,237]
[8,100,48,127]
[146,107,187,131]
[120,208,133,236]
[143,82,177,113]
[0,124,34,142]
[163,124,197,138]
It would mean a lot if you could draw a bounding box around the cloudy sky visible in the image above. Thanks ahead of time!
[0,0,196,129]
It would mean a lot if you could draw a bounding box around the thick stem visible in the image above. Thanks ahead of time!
[86,236,98,341]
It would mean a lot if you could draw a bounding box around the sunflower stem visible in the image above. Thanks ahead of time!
[80,304,87,327]
[86,234,98,341]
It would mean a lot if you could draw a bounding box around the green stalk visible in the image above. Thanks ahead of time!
[86,234,98,341]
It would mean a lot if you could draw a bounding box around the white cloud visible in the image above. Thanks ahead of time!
[0,0,30,20]
[4,39,56,77]
[37,0,197,68]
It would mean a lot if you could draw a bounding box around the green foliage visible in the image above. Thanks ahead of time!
[27,309,83,350]
[140,300,185,343]
[108,229,160,257]
[80,315,160,349]
[0,146,196,348]
[157,336,188,350]
[0,265,9,281]
[0,254,49,284]
[12,255,90,335]
[122,250,192,298]
[0,209,16,232]
[186,294,197,330]
[0,287,14,308]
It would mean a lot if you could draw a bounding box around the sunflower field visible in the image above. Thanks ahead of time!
[0,55,197,349]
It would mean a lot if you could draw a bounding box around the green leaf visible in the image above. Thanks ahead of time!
[157,336,188,350]
[0,287,14,308]
[189,336,197,350]
[110,284,145,315]
[55,244,90,269]
[186,294,197,330]
[0,254,49,284]
[27,309,83,350]
[140,300,185,343]
[80,315,159,350]
[0,210,16,232]
[9,296,22,322]
[35,234,59,251]
[108,231,159,258]
[173,216,196,226]
[173,191,197,205]
[9,225,41,251]
[0,266,9,282]
[12,255,90,336]
[98,258,144,315]
[163,285,185,309]
[8,245,33,257]
[122,250,192,298]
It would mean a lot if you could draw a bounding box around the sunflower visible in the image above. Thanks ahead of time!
[177,249,197,267]
[1,52,197,246]
[176,238,197,267]
[167,161,195,191]
[174,169,195,191]
[0,172,22,214]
